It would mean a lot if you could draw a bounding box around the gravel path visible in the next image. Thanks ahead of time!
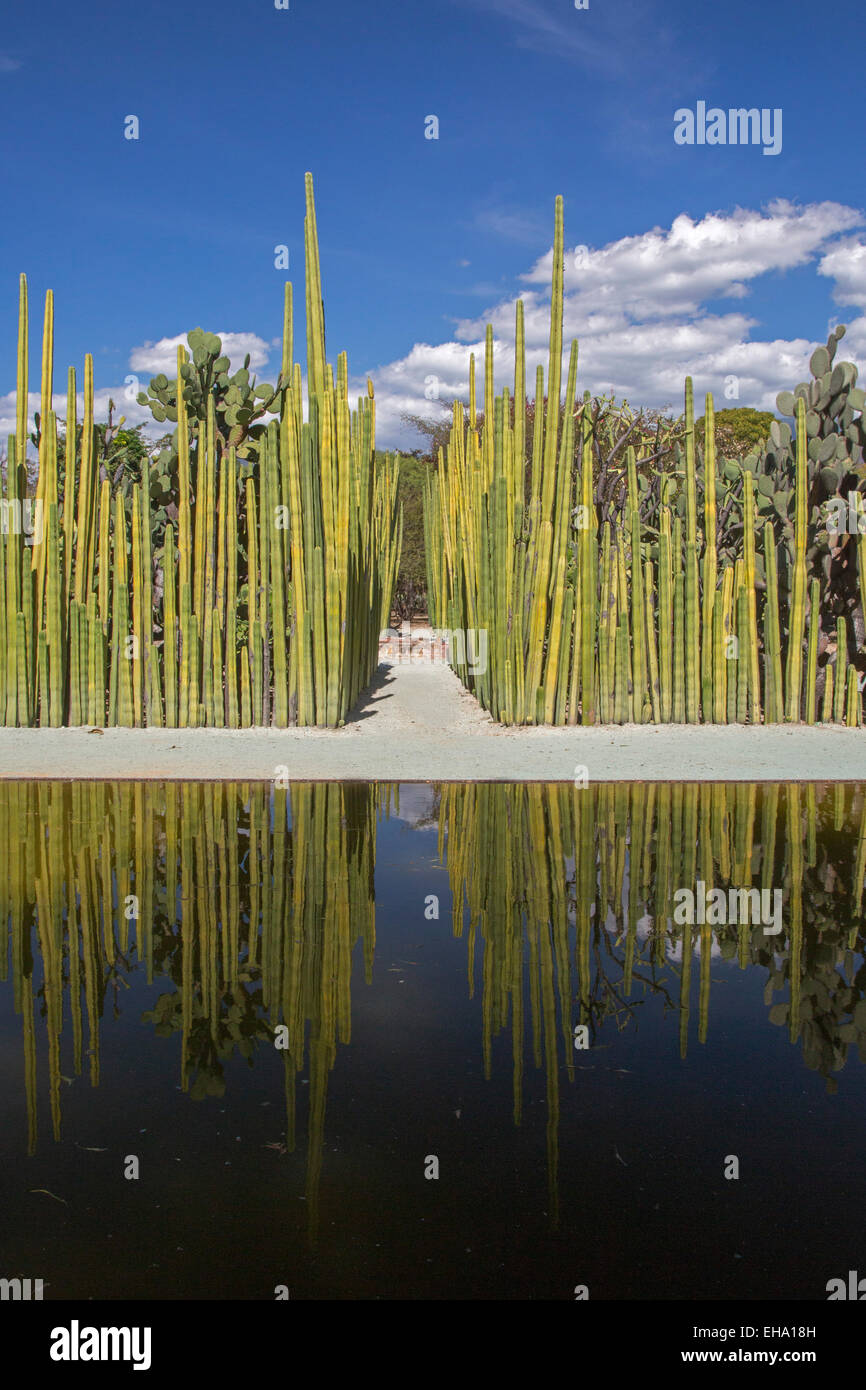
[0,661,865,781]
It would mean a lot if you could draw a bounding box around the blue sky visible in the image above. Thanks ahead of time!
[1,0,863,448]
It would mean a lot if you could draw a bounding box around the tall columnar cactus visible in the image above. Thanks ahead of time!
[2,176,400,729]
[785,398,809,722]
[701,393,718,718]
[762,521,784,723]
[627,446,648,721]
[3,188,860,730]
[742,470,761,724]
[683,379,700,723]
[578,410,597,724]
[420,198,866,726]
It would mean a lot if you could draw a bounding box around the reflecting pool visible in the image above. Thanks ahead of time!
[1,780,865,1299]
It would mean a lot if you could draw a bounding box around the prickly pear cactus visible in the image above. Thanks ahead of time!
[739,324,866,679]
[138,327,288,471]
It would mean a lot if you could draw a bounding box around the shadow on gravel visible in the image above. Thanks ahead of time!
[343,665,397,722]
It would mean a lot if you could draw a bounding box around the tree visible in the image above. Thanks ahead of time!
[401,391,684,537]
[693,407,776,460]
[391,454,431,619]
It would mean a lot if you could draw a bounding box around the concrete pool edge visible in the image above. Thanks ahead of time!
[1,723,865,781]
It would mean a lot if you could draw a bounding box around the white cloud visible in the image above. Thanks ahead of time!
[458,0,625,72]
[0,387,163,452]
[367,199,866,445]
[517,200,863,314]
[4,201,866,458]
[818,239,866,310]
[129,331,272,377]
[458,0,693,83]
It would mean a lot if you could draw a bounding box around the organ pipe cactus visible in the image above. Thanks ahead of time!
[2,186,865,729]
[2,176,400,727]
[785,398,809,722]
[422,196,863,726]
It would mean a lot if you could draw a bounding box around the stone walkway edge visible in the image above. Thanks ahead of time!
[1,664,865,781]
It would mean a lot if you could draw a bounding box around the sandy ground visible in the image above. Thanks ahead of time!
[0,660,865,781]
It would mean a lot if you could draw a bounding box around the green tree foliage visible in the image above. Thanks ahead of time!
[389,452,432,618]
[694,406,776,460]
[36,401,164,503]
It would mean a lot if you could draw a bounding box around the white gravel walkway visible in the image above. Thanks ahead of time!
[0,661,864,781]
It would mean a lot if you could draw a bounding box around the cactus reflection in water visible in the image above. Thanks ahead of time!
[0,780,377,1240]
[437,781,866,1223]
[4,780,866,1234]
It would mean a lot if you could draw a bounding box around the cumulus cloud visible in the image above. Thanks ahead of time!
[4,201,866,456]
[511,200,862,311]
[129,331,272,377]
[818,239,866,310]
[0,387,160,450]
[371,199,866,446]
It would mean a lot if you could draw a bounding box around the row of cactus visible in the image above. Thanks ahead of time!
[438,779,866,1221]
[0,175,401,728]
[423,197,866,725]
[0,778,378,1242]
[4,778,864,1242]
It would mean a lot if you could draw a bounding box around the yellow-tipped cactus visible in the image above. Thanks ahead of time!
[785,398,809,722]
[1,177,400,730]
[2,184,857,732]
[421,197,851,730]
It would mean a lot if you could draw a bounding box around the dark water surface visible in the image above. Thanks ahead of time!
[1,780,865,1301]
